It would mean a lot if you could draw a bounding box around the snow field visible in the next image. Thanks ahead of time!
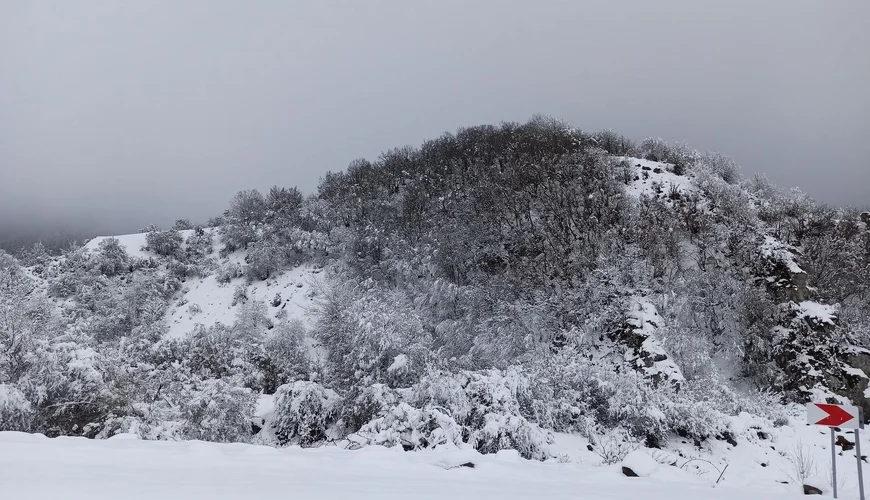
[0,431,807,500]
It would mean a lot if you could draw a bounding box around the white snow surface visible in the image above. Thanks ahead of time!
[85,230,194,259]
[796,301,838,326]
[622,449,660,477]
[620,157,697,200]
[165,263,321,339]
[0,431,810,500]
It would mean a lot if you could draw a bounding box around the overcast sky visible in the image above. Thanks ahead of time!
[1,0,868,236]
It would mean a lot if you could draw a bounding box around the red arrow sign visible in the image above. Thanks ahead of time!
[807,403,860,429]
[815,404,855,426]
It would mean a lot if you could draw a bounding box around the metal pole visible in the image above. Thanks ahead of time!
[832,427,838,498]
[857,427,865,500]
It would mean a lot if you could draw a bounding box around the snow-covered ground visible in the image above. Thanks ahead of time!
[83,229,322,339]
[165,263,321,339]
[0,431,807,500]
[6,406,863,499]
[620,157,697,200]
[85,231,195,260]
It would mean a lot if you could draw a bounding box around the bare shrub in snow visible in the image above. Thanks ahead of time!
[783,441,817,483]
[591,429,640,465]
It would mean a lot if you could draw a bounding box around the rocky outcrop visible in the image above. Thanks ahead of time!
[758,235,870,413]
[613,299,684,388]
[757,236,810,302]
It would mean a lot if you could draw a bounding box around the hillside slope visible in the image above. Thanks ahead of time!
[2,120,869,496]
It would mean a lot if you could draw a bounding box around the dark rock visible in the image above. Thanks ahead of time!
[641,166,651,171]
[622,466,639,477]
[653,167,662,174]
[757,431,769,440]
[718,432,738,447]
[803,484,823,495]
[459,462,475,468]
[836,435,855,451]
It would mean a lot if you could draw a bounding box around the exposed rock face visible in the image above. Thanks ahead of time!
[613,299,684,388]
[842,347,870,420]
[757,236,810,303]
[771,301,841,400]
[758,235,870,412]
[861,212,870,225]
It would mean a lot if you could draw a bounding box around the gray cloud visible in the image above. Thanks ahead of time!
[1,0,868,237]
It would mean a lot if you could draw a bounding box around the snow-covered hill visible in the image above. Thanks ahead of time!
[4,123,869,500]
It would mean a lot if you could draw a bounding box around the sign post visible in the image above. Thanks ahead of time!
[832,427,838,498]
[807,403,862,500]
[857,407,865,500]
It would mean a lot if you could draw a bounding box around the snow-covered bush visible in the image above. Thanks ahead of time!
[314,281,431,388]
[220,189,266,253]
[640,138,696,173]
[352,402,463,451]
[405,369,555,460]
[24,338,117,436]
[179,378,257,443]
[215,261,242,284]
[173,219,194,231]
[94,238,130,277]
[270,381,340,446]
[184,227,214,260]
[260,319,310,393]
[593,129,637,156]
[0,384,34,431]
[184,322,262,389]
[467,412,554,460]
[244,239,283,281]
[339,383,399,434]
[144,227,183,257]
[697,151,739,184]
[529,356,730,448]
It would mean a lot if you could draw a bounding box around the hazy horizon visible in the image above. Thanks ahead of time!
[2,0,868,240]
